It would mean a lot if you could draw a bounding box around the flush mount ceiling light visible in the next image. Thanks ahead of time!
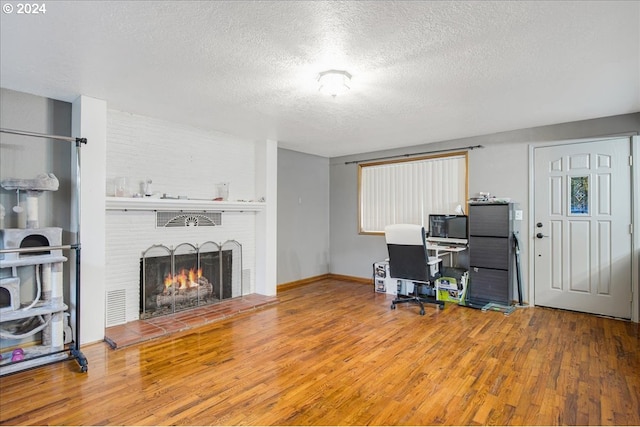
[317,69,352,97]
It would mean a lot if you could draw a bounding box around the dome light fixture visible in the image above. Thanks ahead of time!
[317,69,352,97]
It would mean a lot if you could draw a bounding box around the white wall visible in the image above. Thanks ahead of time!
[72,95,107,345]
[104,110,267,324]
[107,109,256,200]
[254,139,278,295]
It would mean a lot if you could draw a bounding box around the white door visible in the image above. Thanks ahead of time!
[533,138,632,319]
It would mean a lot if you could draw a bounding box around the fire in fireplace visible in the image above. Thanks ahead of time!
[139,241,241,319]
[159,267,213,309]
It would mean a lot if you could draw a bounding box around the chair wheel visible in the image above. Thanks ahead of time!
[420,309,425,315]
[390,304,396,310]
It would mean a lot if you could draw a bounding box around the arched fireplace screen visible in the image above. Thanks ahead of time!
[139,241,242,320]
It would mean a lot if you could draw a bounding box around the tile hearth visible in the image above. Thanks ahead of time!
[104,294,279,349]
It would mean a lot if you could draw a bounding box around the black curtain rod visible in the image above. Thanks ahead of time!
[344,144,484,165]
[0,128,87,144]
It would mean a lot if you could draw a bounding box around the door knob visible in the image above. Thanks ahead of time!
[536,233,547,239]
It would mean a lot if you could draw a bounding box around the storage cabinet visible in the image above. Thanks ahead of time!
[467,203,514,305]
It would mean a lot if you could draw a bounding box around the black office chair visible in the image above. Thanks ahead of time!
[385,224,444,315]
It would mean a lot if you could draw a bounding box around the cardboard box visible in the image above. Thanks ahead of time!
[436,271,468,303]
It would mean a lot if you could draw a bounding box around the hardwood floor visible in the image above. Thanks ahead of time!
[1,278,638,426]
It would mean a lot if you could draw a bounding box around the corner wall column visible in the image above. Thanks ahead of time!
[71,95,107,344]
[255,139,277,296]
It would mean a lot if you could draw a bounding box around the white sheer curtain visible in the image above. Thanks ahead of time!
[359,154,467,233]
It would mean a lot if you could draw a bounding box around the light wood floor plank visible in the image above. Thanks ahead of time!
[0,278,638,425]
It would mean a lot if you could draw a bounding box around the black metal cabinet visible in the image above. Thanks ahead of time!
[468,203,514,305]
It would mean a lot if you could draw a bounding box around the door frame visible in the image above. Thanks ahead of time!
[528,135,639,323]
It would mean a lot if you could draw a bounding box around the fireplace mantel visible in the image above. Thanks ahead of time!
[105,197,266,212]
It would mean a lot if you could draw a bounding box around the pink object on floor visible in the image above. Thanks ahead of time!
[11,348,24,362]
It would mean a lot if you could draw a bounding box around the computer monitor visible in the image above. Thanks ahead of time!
[427,214,468,245]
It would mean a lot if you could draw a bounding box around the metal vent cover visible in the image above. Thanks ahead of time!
[156,211,222,228]
[105,289,127,327]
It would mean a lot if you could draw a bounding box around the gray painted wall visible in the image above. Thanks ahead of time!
[0,88,72,231]
[277,148,330,284]
[329,113,640,304]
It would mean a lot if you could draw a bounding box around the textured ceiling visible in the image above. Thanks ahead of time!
[1,1,638,157]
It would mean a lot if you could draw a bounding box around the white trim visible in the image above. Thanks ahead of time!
[632,135,639,323]
[528,144,536,308]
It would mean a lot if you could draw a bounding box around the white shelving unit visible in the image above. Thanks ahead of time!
[0,128,88,376]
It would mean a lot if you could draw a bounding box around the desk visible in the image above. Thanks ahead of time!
[373,243,467,296]
[426,242,467,267]
[426,242,469,304]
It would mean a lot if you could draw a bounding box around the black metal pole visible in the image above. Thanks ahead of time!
[70,244,88,372]
[513,232,523,306]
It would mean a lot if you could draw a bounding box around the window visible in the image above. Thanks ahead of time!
[358,152,468,234]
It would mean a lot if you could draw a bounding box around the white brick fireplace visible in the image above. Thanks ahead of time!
[101,109,276,329]
[105,199,263,326]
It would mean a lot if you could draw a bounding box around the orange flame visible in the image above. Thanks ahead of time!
[164,267,202,289]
